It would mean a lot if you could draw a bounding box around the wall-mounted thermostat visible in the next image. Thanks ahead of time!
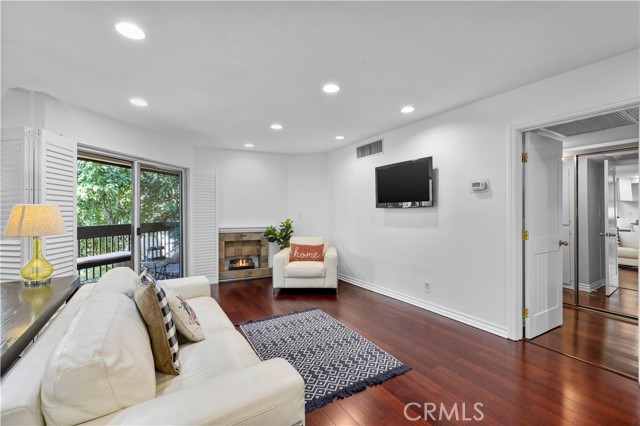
[470,179,490,193]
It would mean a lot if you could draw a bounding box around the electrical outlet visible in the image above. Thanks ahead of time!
[424,282,431,293]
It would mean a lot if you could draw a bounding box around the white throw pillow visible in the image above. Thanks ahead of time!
[41,292,155,425]
[158,280,206,342]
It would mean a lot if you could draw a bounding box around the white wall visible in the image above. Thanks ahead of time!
[2,89,196,168]
[194,148,289,229]
[193,148,330,264]
[286,154,329,238]
[328,49,639,337]
[194,148,329,233]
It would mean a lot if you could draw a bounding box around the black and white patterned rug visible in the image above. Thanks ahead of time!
[238,308,412,412]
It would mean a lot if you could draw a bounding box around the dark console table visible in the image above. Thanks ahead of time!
[0,275,80,375]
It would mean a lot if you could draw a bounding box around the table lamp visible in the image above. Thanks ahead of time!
[3,204,66,285]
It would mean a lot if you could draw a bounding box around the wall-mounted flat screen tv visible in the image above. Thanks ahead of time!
[375,156,433,208]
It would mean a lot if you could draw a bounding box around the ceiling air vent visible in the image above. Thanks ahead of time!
[545,107,639,137]
[356,139,383,159]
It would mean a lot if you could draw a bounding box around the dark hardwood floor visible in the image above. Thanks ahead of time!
[619,267,639,291]
[563,268,638,317]
[531,307,638,380]
[212,279,640,426]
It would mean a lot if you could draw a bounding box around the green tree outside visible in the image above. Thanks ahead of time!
[76,160,181,226]
[77,159,131,226]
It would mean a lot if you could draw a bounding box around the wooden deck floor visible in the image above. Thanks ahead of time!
[212,279,640,426]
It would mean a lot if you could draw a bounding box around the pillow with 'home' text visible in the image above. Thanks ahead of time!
[289,243,324,262]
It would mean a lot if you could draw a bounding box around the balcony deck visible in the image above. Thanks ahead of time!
[77,222,180,283]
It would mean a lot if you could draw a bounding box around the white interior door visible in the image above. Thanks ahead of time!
[603,159,619,296]
[524,132,563,339]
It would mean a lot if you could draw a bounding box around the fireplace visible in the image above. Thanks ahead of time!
[228,257,255,270]
[218,229,272,281]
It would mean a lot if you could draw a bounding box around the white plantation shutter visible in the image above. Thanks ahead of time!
[38,131,77,277]
[0,128,77,281]
[0,128,32,281]
[192,173,217,282]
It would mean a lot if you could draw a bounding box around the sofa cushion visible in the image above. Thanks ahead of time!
[135,276,181,375]
[186,297,236,335]
[41,292,155,426]
[158,280,205,342]
[285,261,326,278]
[89,266,139,299]
[619,231,638,249]
[290,243,324,262]
[155,329,261,397]
[618,247,638,258]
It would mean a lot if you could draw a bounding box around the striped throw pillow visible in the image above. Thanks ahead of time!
[136,269,180,374]
[152,279,180,368]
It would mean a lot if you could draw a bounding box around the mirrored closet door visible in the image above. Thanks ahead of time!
[568,149,639,319]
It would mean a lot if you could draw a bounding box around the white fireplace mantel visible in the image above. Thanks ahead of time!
[219,227,267,234]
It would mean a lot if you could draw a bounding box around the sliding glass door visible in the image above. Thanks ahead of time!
[77,152,185,282]
[139,167,183,279]
[76,155,133,283]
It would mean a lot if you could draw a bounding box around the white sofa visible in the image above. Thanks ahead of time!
[273,237,338,293]
[1,267,305,425]
[618,231,638,267]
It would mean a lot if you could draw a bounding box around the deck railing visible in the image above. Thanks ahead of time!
[77,222,179,283]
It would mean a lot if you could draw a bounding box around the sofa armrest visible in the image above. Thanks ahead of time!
[272,248,291,289]
[82,358,305,426]
[324,247,338,288]
[159,276,211,299]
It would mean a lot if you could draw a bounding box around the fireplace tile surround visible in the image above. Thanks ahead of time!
[218,228,271,281]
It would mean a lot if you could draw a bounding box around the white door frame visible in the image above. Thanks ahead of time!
[505,97,639,341]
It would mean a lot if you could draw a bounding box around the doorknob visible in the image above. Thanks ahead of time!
[559,240,569,246]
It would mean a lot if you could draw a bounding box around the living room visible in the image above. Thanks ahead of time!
[1,2,639,425]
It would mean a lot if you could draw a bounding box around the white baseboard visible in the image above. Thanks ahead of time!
[339,274,509,339]
[579,279,604,292]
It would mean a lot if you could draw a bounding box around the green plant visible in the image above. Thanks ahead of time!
[264,218,294,250]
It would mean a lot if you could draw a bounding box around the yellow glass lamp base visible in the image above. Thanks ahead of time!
[20,237,54,285]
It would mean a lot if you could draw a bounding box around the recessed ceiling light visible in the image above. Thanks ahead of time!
[129,98,148,107]
[334,135,345,140]
[244,143,254,148]
[115,22,146,40]
[270,123,283,130]
[401,106,415,114]
[322,83,340,94]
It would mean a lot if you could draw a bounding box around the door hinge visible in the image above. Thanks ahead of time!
[522,307,529,318]
[522,230,529,240]
[522,152,528,163]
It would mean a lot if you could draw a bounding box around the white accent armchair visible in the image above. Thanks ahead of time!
[273,236,338,293]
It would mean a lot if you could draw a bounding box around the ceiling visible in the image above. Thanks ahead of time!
[544,108,639,138]
[2,1,639,154]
